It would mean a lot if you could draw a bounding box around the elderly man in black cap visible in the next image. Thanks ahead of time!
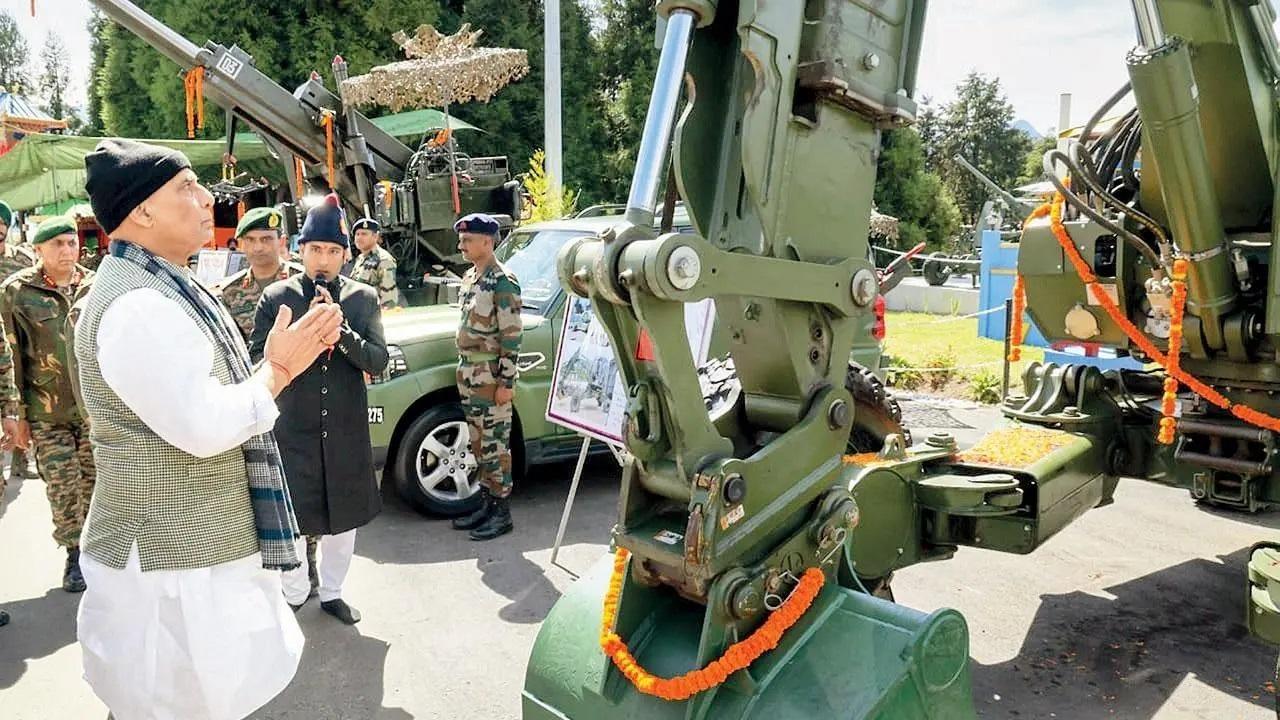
[250,193,388,624]
[72,138,342,719]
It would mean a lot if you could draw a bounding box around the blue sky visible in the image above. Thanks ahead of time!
[918,0,1138,133]
[1,0,1274,135]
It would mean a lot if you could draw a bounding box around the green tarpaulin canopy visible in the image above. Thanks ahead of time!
[0,108,479,211]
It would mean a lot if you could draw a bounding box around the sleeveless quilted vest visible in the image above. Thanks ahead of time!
[75,255,258,571]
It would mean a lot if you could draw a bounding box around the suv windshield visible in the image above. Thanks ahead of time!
[495,229,587,313]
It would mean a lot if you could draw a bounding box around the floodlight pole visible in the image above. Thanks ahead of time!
[545,0,564,204]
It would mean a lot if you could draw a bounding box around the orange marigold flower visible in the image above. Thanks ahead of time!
[597,549,826,701]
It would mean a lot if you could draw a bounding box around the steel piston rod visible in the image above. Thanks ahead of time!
[624,9,697,228]
[1131,0,1167,49]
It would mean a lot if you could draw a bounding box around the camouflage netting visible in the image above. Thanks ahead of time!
[341,24,529,112]
[869,207,900,242]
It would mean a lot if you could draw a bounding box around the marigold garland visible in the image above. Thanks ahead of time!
[1158,259,1188,444]
[294,157,307,199]
[184,67,206,139]
[1043,194,1280,435]
[599,548,825,701]
[1008,204,1053,363]
[1008,274,1027,362]
[321,111,337,189]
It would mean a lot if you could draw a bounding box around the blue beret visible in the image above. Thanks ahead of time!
[352,217,381,233]
[453,212,499,236]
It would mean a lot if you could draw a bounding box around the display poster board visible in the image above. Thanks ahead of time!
[546,297,715,443]
[195,249,247,285]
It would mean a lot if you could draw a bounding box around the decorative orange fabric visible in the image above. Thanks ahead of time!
[600,548,825,701]
[1044,194,1280,435]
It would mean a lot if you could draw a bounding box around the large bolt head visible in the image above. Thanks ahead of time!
[667,246,701,290]
[852,268,878,306]
[828,399,851,429]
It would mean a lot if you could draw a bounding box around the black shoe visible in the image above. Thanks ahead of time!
[452,490,493,530]
[63,548,86,593]
[320,599,361,625]
[0,608,9,627]
[469,496,513,541]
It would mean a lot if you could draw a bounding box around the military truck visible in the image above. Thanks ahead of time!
[368,204,889,517]
[90,0,523,303]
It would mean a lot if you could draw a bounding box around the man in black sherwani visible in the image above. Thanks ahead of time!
[250,193,388,624]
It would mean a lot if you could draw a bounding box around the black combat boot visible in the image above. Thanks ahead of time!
[63,547,86,593]
[452,489,493,530]
[469,496,513,541]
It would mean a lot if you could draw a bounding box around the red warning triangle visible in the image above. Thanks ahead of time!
[635,329,655,362]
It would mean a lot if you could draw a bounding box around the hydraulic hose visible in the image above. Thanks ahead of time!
[1082,82,1133,156]
[1069,140,1171,259]
[1043,149,1164,270]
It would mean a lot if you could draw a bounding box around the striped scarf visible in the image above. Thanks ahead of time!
[110,240,301,571]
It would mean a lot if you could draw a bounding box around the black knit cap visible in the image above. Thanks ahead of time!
[84,138,192,234]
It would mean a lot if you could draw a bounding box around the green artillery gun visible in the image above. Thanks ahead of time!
[90,0,524,302]
[526,1,1280,718]
[919,154,1035,287]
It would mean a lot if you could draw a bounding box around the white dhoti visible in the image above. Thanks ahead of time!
[77,544,305,720]
[282,529,356,605]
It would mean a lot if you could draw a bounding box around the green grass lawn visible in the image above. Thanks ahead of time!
[882,311,1044,399]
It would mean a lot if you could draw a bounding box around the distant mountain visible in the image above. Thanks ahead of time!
[1011,119,1043,139]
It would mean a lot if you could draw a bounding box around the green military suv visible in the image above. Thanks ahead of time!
[367,206,886,517]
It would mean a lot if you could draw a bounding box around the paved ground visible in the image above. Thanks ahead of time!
[1,396,1277,719]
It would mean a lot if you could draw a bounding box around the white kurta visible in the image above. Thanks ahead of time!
[76,287,304,720]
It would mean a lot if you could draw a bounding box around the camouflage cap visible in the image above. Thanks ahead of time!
[453,212,499,236]
[33,215,76,245]
[236,206,285,238]
[0,201,11,227]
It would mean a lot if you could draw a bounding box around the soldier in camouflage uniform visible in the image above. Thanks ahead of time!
[449,213,522,541]
[0,295,14,626]
[349,218,404,309]
[210,207,304,339]
[0,216,95,592]
[0,202,36,483]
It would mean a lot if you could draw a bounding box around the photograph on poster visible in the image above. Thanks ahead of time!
[546,297,715,444]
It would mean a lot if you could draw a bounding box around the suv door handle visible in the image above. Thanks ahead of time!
[517,352,547,372]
